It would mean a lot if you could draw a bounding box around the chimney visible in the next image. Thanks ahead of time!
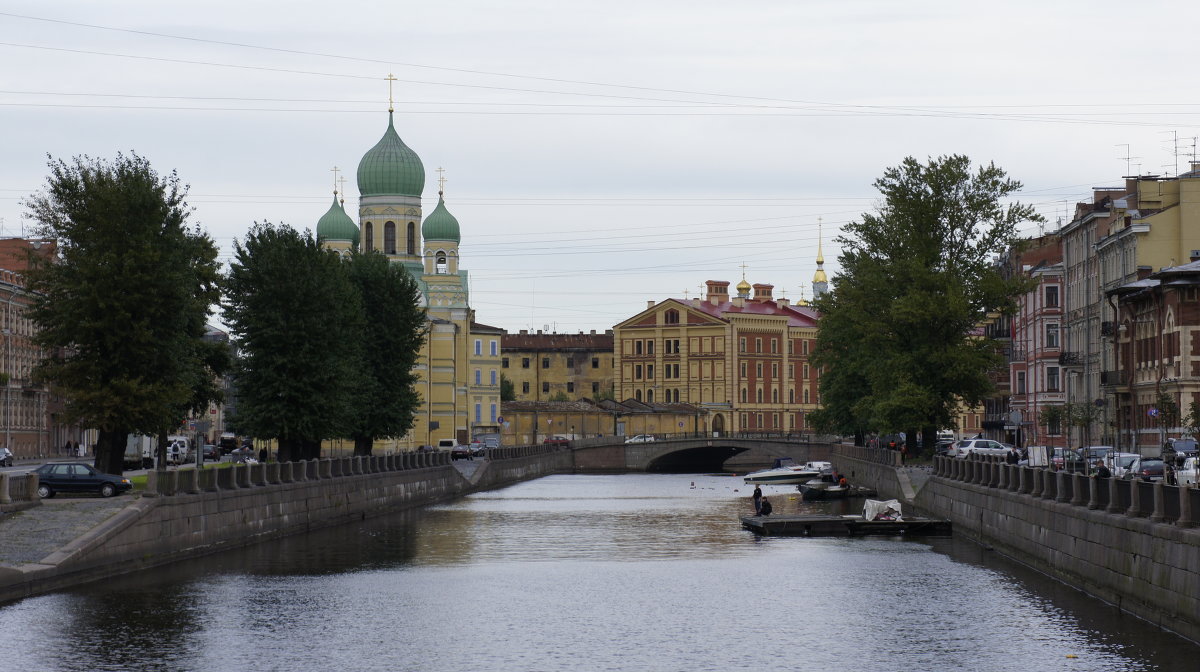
[647,300,655,309]
[691,297,701,308]
[705,280,729,304]
[777,297,790,307]
[1190,250,1200,263]
[1136,265,1153,280]
[520,329,528,335]
[732,296,745,308]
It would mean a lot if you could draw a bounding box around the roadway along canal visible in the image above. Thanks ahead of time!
[2,473,1197,671]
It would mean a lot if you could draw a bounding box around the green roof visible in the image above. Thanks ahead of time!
[356,112,425,197]
[422,195,461,243]
[316,194,359,245]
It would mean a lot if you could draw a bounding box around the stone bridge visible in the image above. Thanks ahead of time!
[569,433,834,472]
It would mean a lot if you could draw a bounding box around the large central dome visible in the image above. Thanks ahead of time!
[357,112,425,198]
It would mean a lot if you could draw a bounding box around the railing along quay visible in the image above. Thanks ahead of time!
[934,455,1196,528]
[146,443,573,497]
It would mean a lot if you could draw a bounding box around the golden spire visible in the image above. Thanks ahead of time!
[386,73,397,113]
[813,217,828,285]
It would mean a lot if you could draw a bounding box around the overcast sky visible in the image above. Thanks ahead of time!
[3,2,1199,333]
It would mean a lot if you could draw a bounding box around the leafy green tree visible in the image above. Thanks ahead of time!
[1038,404,1066,447]
[812,155,1041,447]
[345,251,426,455]
[23,153,224,474]
[500,374,516,401]
[223,223,365,461]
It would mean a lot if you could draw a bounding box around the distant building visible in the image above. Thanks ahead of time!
[500,399,706,444]
[501,330,614,402]
[613,279,820,435]
[1009,233,1065,448]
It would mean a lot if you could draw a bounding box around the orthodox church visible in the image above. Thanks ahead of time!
[316,108,502,450]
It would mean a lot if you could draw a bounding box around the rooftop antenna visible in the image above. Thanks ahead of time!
[1115,144,1136,177]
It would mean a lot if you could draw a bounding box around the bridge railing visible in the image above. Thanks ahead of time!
[569,431,825,448]
[934,454,1196,527]
[0,471,40,509]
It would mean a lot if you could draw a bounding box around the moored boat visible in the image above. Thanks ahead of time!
[742,457,823,485]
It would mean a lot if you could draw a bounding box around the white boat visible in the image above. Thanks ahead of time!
[743,458,825,485]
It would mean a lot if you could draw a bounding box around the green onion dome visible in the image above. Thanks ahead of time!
[422,195,461,243]
[356,112,425,197]
[316,194,359,245]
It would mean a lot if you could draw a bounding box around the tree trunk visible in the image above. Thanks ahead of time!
[353,435,373,456]
[854,430,865,447]
[94,429,126,475]
[921,424,938,460]
[300,438,321,461]
[156,431,169,470]
[278,437,299,463]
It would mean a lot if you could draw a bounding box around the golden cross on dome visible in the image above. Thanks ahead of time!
[338,176,347,205]
[436,166,447,195]
[330,166,340,194]
[386,73,397,112]
[739,261,749,279]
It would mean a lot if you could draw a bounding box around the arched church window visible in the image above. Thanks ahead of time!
[363,222,374,252]
[436,253,448,274]
[664,309,679,324]
[384,221,396,254]
[407,222,416,255]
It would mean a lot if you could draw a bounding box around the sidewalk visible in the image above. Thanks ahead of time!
[0,496,132,567]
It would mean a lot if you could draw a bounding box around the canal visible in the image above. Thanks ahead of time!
[2,473,1197,671]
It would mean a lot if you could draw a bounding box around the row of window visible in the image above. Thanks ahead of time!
[473,402,498,424]
[1014,366,1061,394]
[739,362,811,379]
[362,221,417,256]
[738,387,814,404]
[503,356,605,369]
[473,339,499,356]
[521,381,602,395]
[474,369,498,386]
[738,412,805,430]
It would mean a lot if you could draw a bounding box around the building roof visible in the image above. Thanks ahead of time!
[357,112,425,198]
[502,331,615,351]
[640,297,819,328]
[315,193,359,244]
[422,195,461,242]
[471,321,505,334]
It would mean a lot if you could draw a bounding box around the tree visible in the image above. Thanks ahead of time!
[812,155,1041,447]
[23,153,224,474]
[1038,404,1066,448]
[223,223,364,461]
[345,251,426,455]
[500,374,516,402]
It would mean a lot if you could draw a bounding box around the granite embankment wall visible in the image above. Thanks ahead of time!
[0,446,574,604]
[834,446,1200,645]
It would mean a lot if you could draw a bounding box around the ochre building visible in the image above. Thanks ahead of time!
[614,279,820,436]
[501,330,614,402]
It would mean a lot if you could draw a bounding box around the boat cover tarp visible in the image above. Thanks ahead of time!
[863,499,903,521]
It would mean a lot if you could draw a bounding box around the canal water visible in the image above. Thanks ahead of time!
[2,473,1197,671]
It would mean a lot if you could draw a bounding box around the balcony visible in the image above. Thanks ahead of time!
[1006,348,1026,363]
[1100,370,1126,386]
[1058,351,1081,367]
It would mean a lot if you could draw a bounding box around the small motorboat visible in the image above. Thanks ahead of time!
[743,457,824,485]
[797,478,849,500]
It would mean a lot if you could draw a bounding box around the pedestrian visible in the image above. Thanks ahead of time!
[62,440,71,456]
[1006,446,1020,465]
[1093,463,1111,479]
[759,497,773,516]
[258,447,268,463]
[752,484,763,515]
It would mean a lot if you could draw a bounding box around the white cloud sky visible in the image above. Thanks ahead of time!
[2,1,1199,332]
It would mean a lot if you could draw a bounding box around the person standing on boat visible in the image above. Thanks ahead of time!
[752,484,763,515]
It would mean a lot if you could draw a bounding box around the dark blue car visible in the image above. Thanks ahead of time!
[34,462,132,498]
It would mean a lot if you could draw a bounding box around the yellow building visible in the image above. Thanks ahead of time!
[501,330,614,401]
[613,279,821,436]
[317,108,501,449]
[499,399,706,444]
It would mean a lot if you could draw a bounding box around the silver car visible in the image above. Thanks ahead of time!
[949,439,1009,458]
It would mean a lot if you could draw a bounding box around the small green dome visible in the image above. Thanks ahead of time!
[316,194,359,245]
[357,112,425,197]
[422,195,460,243]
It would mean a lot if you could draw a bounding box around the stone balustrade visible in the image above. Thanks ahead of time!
[0,471,40,511]
[935,454,1198,528]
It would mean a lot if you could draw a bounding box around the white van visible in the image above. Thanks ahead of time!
[166,435,190,465]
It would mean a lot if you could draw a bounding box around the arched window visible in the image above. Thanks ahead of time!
[664,309,679,324]
[803,389,810,404]
[635,389,642,402]
[646,389,654,403]
[384,221,396,254]
[772,389,779,403]
[364,222,374,252]
[740,388,747,403]
[756,388,763,403]
[789,389,795,403]
[436,253,448,274]
[407,222,416,255]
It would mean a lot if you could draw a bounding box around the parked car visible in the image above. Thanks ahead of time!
[934,440,955,456]
[624,434,656,444]
[1104,452,1142,479]
[0,446,12,467]
[1124,457,1166,482]
[201,444,218,461]
[543,436,571,447]
[1178,456,1200,487]
[949,439,1009,458]
[34,463,132,498]
[1051,448,1087,472]
[450,444,473,460]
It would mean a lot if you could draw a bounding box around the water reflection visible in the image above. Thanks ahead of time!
[1,473,1195,672]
